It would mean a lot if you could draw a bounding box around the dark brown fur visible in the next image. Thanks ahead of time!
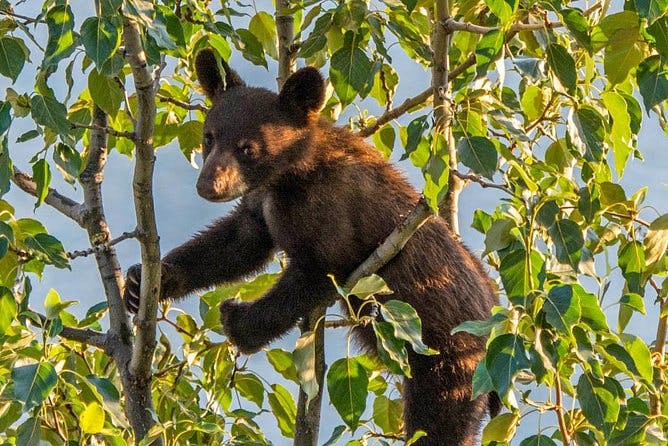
[124,50,498,445]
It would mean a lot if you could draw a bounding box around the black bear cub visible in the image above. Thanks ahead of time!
[124,49,498,445]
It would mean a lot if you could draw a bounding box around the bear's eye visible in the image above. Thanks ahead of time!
[203,133,214,151]
[237,140,254,157]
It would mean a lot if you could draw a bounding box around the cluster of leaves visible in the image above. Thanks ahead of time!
[0,0,667,444]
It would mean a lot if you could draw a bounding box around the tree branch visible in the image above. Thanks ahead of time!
[276,0,296,90]
[451,169,514,196]
[345,197,434,288]
[442,17,563,35]
[356,53,476,138]
[70,122,136,140]
[433,0,463,235]
[11,168,86,226]
[68,229,139,259]
[120,16,163,444]
[33,311,109,350]
[156,94,208,112]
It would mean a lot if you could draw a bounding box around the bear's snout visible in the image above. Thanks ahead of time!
[197,161,248,202]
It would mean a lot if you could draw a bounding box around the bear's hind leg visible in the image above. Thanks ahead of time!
[403,337,489,446]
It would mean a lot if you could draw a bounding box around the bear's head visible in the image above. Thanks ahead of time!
[194,49,326,202]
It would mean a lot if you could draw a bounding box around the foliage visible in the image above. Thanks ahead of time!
[0,0,666,445]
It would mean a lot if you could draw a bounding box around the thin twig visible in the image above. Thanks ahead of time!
[33,311,109,350]
[11,168,86,226]
[71,123,136,140]
[650,277,667,416]
[156,94,208,112]
[554,376,572,445]
[67,229,139,259]
[356,53,476,138]
[451,170,514,196]
[0,10,44,24]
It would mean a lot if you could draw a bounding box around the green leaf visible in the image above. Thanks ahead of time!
[24,233,70,269]
[0,37,25,82]
[519,435,558,446]
[475,30,504,77]
[602,91,633,177]
[484,218,516,254]
[457,135,498,180]
[327,357,368,430]
[577,286,609,331]
[471,359,495,399]
[266,349,299,383]
[0,287,16,335]
[322,426,347,446]
[330,31,374,106]
[30,94,70,137]
[80,17,120,67]
[561,8,592,52]
[600,14,645,85]
[80,402,105,434]
[609,412,650,446]
[234,373,264,408]
[500,249,544,301]
[482,412,519,443]
[619,241,645,293]
[548,219,584,268]
[373,395,403,434]
[521,85,548,122]
[53,143,81,184]
[267,383,296,438]
[32,159,51,209]
[371,125,395,158]
[404,115,430,159]
[543,285,582,334]
[647,18,668,60]
[178,121,203,163]
[350,274,393,300]
[100,0,123,16]
[88,69,124,119]
[293,331,318,407]
[235,28,267,68]
[373,320,411,376]
[546,43,577,94]
[249,11,278,59]
[17,417,40,446]
[568,106,605,162]
[620,334,653,382]
[485,0,518,23]
[379,300,437,355]
[0,101,10,136]
[634,0,668,23]
[577,373,620,434]
[12,362,58,411]
[637,55,668,113]
[43,5,76,69]
[485,333,530,397]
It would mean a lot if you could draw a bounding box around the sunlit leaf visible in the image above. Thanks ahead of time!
[80,17,120,67]
[327,357,368,430]
[80,402,105,434]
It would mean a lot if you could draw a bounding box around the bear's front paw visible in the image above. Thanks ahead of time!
[220,300,266,354]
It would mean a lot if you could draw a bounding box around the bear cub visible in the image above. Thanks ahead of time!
[124,49,498,445]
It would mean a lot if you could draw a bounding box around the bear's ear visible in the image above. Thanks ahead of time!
[195,49,245,99]
[278,67,325,124]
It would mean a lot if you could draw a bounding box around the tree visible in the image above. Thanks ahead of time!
[0,0,666,445]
